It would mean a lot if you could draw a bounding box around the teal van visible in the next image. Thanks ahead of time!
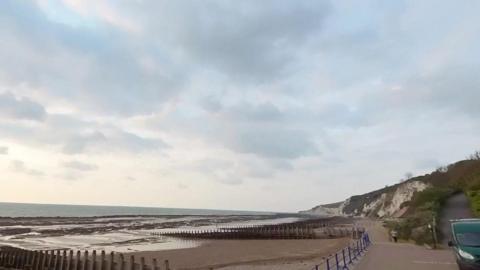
[449,219,480,270]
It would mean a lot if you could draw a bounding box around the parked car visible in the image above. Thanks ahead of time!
[449,219,480,270]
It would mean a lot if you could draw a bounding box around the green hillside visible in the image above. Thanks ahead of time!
[386,151,480,245]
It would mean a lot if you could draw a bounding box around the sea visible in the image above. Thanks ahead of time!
[0,202,274,217]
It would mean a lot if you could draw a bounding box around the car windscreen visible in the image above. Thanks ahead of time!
[457,232,480,247]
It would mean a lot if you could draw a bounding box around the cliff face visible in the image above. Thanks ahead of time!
[300,180,429,218]
[301,157,480,218]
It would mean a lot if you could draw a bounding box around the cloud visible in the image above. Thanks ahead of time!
[177,182,188,189]
[229,128,319,159]
[63,160,98,171]
[9,160,45,177]
[0,146,8,155]
[0,1,183,116]
[149,1,331,82]
[0,92,46,121]
[0,113,169,155]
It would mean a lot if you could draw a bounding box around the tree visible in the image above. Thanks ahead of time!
[399,172,414,183]
[469,150,480,160]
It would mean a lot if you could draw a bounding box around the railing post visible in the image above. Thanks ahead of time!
[342,249,348,269]
[348,246,352,264]
[335,253,339,270]
[326,258,330,270]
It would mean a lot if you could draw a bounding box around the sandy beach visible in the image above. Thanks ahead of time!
[0,214,354,270]
[131,238,350,270]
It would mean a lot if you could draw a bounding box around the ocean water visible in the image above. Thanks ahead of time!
[0,202,273,217]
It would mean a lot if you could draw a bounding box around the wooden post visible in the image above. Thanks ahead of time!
[28,251,34,269]
[53,250,60,270]
[9,251,14,268]
[30,251,37,270]
[151,259,157,270]
[16,251,20,268]
[100,251,105,270]
[14,250,21,269]
[66,251,73,270]
[129,255,135,270]
[48,250,55,270]
[33,251,40,270]
[119,254,125,270]
[6,251,10,267]
[23,251,30,270]
[16,250,22,269]
[164,260,170,270]
[140,257,145,270]
[59,251,66,270]
[92,250,97,270]
[41,251,47,270]
[83,251,89,270]
[72,250,82,270]
[109,252,114,270]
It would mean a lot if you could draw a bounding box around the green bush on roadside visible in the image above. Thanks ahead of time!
[467,190,480,217]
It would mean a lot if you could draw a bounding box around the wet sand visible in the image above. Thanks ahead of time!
[131,238,350,270]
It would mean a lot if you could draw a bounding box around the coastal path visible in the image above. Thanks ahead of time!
[354,219,458,270]
[438,192,474,245]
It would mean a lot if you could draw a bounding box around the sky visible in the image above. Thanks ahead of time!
[0,0,479,212]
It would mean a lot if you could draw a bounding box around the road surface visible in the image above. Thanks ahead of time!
[355,219,458,270]
[354,192,475,269]
[438,192,474,245]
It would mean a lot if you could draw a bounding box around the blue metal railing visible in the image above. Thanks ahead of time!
[310,233,371,270]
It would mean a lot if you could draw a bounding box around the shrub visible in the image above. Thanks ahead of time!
[467,190,480,217]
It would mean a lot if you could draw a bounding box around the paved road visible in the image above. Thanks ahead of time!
[355,220,458,270]
[438,192,474,245]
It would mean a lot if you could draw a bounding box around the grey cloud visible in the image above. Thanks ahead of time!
[9,160,44,177]
[218,175,243,186]
[230,128,319,159]
[0,113,168,155]
[62,131,107,155]
[0,146,8,155]
[110,130,169,153]
[411,66,480,117]
[0,92,46,121]
[63,160,98,171]
[226,102,284,122]
[145,1,331,82]
[0,1,184,116]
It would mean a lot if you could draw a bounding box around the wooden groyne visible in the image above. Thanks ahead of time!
[0,248,171,270]
[152,224,365,240]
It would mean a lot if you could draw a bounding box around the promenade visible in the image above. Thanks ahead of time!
[355,220,457,270]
